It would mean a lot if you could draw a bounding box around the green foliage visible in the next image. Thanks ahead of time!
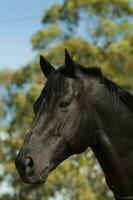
[0,0,133,199]
[43,38,102,66]
[31,25,61,49]
[42,4,61,23]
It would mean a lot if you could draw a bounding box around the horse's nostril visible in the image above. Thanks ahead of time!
[25,157,34,175]
[25,157,33,167]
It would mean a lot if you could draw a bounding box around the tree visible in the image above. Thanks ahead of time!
[0,0,133,199]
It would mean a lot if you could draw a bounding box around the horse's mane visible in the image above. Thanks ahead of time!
[44,64,133,113]
[80,65,133,113]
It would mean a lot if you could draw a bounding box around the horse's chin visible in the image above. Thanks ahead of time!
[19,158,63,184]
[21,164,59,184]
[22,176,48,184]
[20,167,50,184]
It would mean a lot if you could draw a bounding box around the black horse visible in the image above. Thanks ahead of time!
[15,50,133,200]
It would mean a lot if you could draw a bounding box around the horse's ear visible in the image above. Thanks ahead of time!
[64,49,75,77]
[40,55,55,78]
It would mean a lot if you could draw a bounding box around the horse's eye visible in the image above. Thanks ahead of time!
[59,100,70,108]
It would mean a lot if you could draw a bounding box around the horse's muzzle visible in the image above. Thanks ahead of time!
[15,152,49,184]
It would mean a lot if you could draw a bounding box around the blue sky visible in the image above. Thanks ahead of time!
[0,0,63,69]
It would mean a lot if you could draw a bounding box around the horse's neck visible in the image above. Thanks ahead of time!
[92,131,133,200]
[91,100,133,199]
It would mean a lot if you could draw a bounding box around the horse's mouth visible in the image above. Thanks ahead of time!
[20,167,50,184]
[21,163,59,184]
[22,176,48,184]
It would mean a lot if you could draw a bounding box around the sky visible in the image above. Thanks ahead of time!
[0,0,63,69]
[1,0,133,70]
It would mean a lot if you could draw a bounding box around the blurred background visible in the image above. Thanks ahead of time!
[0,0,133,199]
